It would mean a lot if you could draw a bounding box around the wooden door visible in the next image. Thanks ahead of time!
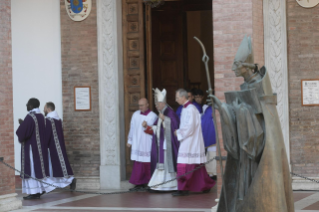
[122,0,146,179]
[151,2,185,110]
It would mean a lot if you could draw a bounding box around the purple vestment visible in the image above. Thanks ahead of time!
[201,106,216,147]
[46,118,74,177]
[192,101,203,114]
[16,113,49,179]
[177,163,216,192]
[175,105,182,120]
[151,106,180,174]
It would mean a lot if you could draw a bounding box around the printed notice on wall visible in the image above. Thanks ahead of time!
[74,86,91,111]
[302,80,319,106]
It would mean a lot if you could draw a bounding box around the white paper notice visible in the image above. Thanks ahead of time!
[302,80,319,105]
[75,87,90,110]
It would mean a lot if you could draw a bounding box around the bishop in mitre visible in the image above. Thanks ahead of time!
[143,88,180,192]
[210,36,294,212]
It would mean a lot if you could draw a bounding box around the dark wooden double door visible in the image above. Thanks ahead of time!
[122,0,212,179]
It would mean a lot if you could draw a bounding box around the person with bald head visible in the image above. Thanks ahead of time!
[127,98,158,191]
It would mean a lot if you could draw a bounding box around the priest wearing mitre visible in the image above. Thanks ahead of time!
[143,88,180,192]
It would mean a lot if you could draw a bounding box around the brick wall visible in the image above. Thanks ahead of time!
[0,0,15,196]
[287,0,319,176]
[60,0,100,177]
[212,0,264,196]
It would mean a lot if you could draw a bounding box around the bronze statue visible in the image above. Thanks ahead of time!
[209,36,295,212]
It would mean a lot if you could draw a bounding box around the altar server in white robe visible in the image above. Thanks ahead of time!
[127,98,158,191]
[172,89,216,196]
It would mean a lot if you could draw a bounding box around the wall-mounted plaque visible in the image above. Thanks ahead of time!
[301,79,319,106]
[296,0,319,8]
[74,86,91,111]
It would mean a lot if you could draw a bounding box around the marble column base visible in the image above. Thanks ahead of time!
[0,193,22,212]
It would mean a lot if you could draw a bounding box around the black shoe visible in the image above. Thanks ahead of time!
[172,190,189,196]
[203,188,211,193]
[211,175,217,181]
[23,193,41,200]
[148,189,160,193]
[70,178,77,191]
[129,185,144,191]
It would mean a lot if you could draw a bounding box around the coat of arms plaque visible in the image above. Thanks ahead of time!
[296,0,319,8]
[65,0,92,22]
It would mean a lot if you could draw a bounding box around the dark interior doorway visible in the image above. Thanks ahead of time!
[147,0,214,110]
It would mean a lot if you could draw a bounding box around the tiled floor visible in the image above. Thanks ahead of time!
[11,188,319,212]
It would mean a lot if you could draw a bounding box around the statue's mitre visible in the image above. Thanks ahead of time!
[234,35,254,64]
[153,88,167,103]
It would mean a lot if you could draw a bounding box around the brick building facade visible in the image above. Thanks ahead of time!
[287,0,319,188]
[0,0,22,210]
[60,0,101,189]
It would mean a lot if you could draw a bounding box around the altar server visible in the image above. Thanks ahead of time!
[127,98,158,191]
[173,89,215,196]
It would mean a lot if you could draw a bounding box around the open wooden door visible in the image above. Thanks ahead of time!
[122,0,146,179]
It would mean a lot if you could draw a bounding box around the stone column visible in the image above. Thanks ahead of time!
[0,0,22,210]
[263,0,290,164]
[97,0,125,189]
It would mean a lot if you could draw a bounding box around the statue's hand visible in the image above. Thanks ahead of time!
[207,94,222,110]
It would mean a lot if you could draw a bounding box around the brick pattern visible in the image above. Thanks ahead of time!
[0,0,15,196]
[212,0,264,196]
[60,0,100,177]
[287,0,319,176]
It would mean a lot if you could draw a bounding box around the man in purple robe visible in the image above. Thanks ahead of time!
[44,102,76,191]
[16,98,50,200]
[201,105,217,179]
[143,88,180,192]
[189,89,202,114]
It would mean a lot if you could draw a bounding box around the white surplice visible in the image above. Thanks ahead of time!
[176,102,206,164]
[128,110,158,162]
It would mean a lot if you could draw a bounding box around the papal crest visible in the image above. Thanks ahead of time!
[296,0,319,8]
[65,0,92,22]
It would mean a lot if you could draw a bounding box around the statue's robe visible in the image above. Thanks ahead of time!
[45,111,74,188]
[217,68,294,212]
[147,106,180,191]
[128,109,158,185]
[16,109,50,194]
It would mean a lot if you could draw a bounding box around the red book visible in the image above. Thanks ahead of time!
[144,126,153,135]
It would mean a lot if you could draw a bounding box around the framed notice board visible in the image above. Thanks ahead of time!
[301,79,319,106]
[74,86,91,111]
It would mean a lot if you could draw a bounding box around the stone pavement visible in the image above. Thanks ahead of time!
[10,187,319,212]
